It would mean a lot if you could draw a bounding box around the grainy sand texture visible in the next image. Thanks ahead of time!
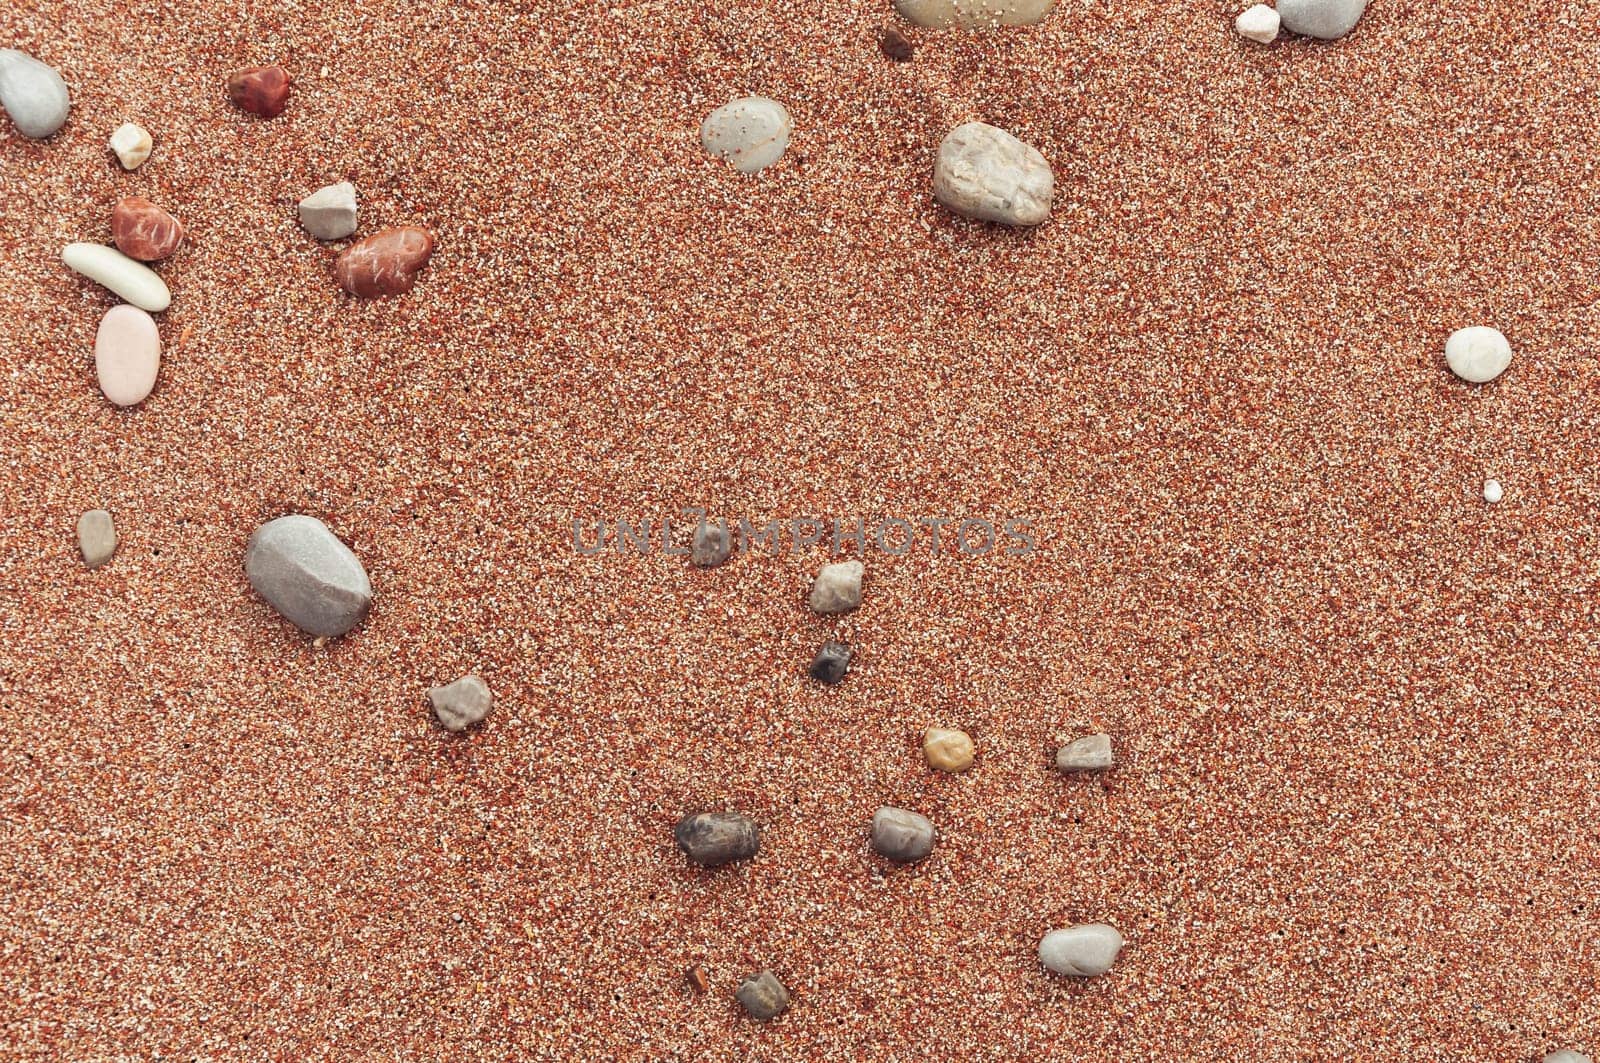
[2,0,1598,1059]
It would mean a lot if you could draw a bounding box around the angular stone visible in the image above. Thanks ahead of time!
[674,811,759,866]
[691,521,732,567]
[809,560,863,614]
[0,49,70,139]
[700,96,791,174]
[429,674,492,732]
[111,197,183,262]
[299,181,358,241]
[735,970,790,1020]
[895,0,1054,28]
[879,27,915,62]
[923,727,975,772]
[94,304,160,407]
[336,226,435,297]
[934,122,1053,226]
[1445,326,1512,384]
[77,510,117,569]
[1038,923,1124,977]
[226,65,291,118]
[870,806,936,862]
[1235,4,1281,43]
[61,243,171,313]
[684,965,709,995]
[245,515,372,637]
[1056,732,1113,772]
[808,641,851,685]
[1276,0,1367,40]
[108,122,152,169]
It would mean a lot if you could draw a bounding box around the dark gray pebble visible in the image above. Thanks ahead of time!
[808,641,851,685]
[736,970,790,1020]
[674,811,759,866]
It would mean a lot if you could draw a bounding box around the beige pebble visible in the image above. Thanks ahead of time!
[895,0,1054,28]
[923,727,975,772]
[77,509,117,569]
[1056,732,1113,772]
[108,122,152,169]
[94,304,160,407]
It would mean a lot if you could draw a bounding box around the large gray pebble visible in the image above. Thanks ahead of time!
[870,806,936,863]
[1038,923,1124,977]
[933,122,1053,226]
[0,49,70,138]
[1276,0,1367,39]
[674,811,760,866]
[430,674,492,731]
[245,515,372,637]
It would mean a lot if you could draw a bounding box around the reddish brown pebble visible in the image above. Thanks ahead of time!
[226,65,291,118]
[335,227,435,298]
[111,197,184,262]
[879,27,914,62]
[685,965,709,995]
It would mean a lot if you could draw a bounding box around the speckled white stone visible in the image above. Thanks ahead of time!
[0,49,70,138]
[62,243,171,313]
[1277,0,1367,40]
[1038,923,1124,977]
[1235,4,1280,43]
[700,96,791,174]
[1445,326,1512,383]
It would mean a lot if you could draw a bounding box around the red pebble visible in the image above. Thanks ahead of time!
[111,197,184,262]
[226,65,291,118]
[335,227,436,298]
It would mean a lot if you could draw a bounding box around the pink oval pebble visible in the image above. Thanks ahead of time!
[94,304,160,407]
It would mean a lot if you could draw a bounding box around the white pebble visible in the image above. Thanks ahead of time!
[1482,479,1503,504]
[62,243,171,313]
[299,181,359,240]
[1445,326,1512,384]
[700,96,791,174]
[108,122,152,169]
[0,49,70,139]
[1038,923,1124,977]
[1235,4,1281,43]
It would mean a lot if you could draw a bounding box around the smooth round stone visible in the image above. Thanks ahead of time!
[108,122,152,169]
[735,970,790,1020]
[0,49,70,138]
[429,674,492,732]
[1056,732,1113,772]
[895,0,1054,28]
[61,243,171,313]
[1543,1052,1593,1063]
[299,181,358,241]
[245,515,372,637]
[690,521,732,567]
[1445,326,1512,383]
[1277,0,1368,39]
[809,560,863,614]
[700,96,791,174]
[77,509,117,569]
[870,806,936,863]
[808,640,851,685]
[933,122,1053,226]
[336,226,435,297]
[674,811,759,866]
[1039,923,1124,977]
[111,197,183,262]
[1235,4,1281,43]
[923,727,975,772]
[94,305,160,407]
[1483,478,1503,504]
[226,65,291,117]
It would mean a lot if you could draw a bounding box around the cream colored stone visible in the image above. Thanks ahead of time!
[1445,326,1512,384]
[923,727,975,772]
[94,304,160,407]
[62,243,171,313]
[108,122,152,169]
[1235,4,1280,43]
[933,122,1053,226]
[895,0,1054,28]
[1056,732,1113,772]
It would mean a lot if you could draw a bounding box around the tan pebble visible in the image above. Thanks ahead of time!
[108,122,152,169]
[923,727,975,772]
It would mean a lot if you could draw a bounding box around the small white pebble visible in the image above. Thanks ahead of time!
[1483,479,1503,504]
[1235,4,1280,44]
[108,122,153,170]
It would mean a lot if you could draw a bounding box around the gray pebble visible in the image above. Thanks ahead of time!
[429,674,492,732]
[808,641,851,685]
[1276,0,1367,40]
[870,806,936,863]
[1038,923,1124,977]
[691,521,732,567]
[0,49,70,139]
[1544,1053,1593,1063]
[1056,732,1112,772]
[933,122,1053,226]
[735,970,790,1020]
[298,181,359,241]
[245,514,373,638]
[700,96,791,173]
[674,811,760,866]
[76,509,116,569]
[809,560,863,614]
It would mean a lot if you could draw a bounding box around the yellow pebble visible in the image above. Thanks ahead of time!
[923,727,975,773]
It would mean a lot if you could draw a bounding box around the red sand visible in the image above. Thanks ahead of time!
[2,1,1598,1059]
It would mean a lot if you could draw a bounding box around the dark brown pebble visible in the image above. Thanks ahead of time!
[879,27,914,62]
[226,65,291,118]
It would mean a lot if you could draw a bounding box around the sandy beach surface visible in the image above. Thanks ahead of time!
[2,0,1597,1059]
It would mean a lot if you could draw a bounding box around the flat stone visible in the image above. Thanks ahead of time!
[895,0,1054,28]
[62,243,171,313]
[226,65,291,117]
[1038,923,1124,977]
[1543,1053,1593,1063]
[245,514,372,637]
[870,806,936,862]
[923,727,975,772]
[674,811,759,866]
[1445,326,1512,383]
[808,641,851,685]
[809,560,863,614]
[700,96,791,174]
[0,49,70,138]
[111,197,183,262]
[77,510,116,569]
[933,122,1053,226]
[429,674,492,732]
[299,181,358,241]
[1056,732,1113,772]
[94,304,160,407]
[735,970,790,1020]
[1276,0,1367,39]
[691,520,732,567]
[108,122,152,169]
[336,226,435,297]
[1235,4,1281,43]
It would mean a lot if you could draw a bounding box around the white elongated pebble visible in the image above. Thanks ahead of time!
[1235,4,1281,43]
[933,122,1053,226]
[700,96,791,173]
[77,510,117,569]
[108,122,152,169]
[62,243,171,312]
[299,181,359,240]
[895,0,1054,27]
[1056,732,1113,772]
[94,304,160,407]
[1038,923,1124,977]
[1445,326,1512,383]
[0,49,70,138]
[1277,0,1367,40]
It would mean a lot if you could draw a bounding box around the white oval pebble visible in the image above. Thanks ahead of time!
[94,305,160,407]
[108,122,152,169]
[1445,326,1512,384]
[1483,479,1503,504]
[895,0,1054,28]
[0,48,70,138]
[1039,923,1124,977]
[77,509,117,569]
[1235,4,1281,43]
[1277,0,1367,39]
[1543,1052,1593,1063]
[62,243,171,313]
[933,122,1054,226]
[700,96,791,174]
